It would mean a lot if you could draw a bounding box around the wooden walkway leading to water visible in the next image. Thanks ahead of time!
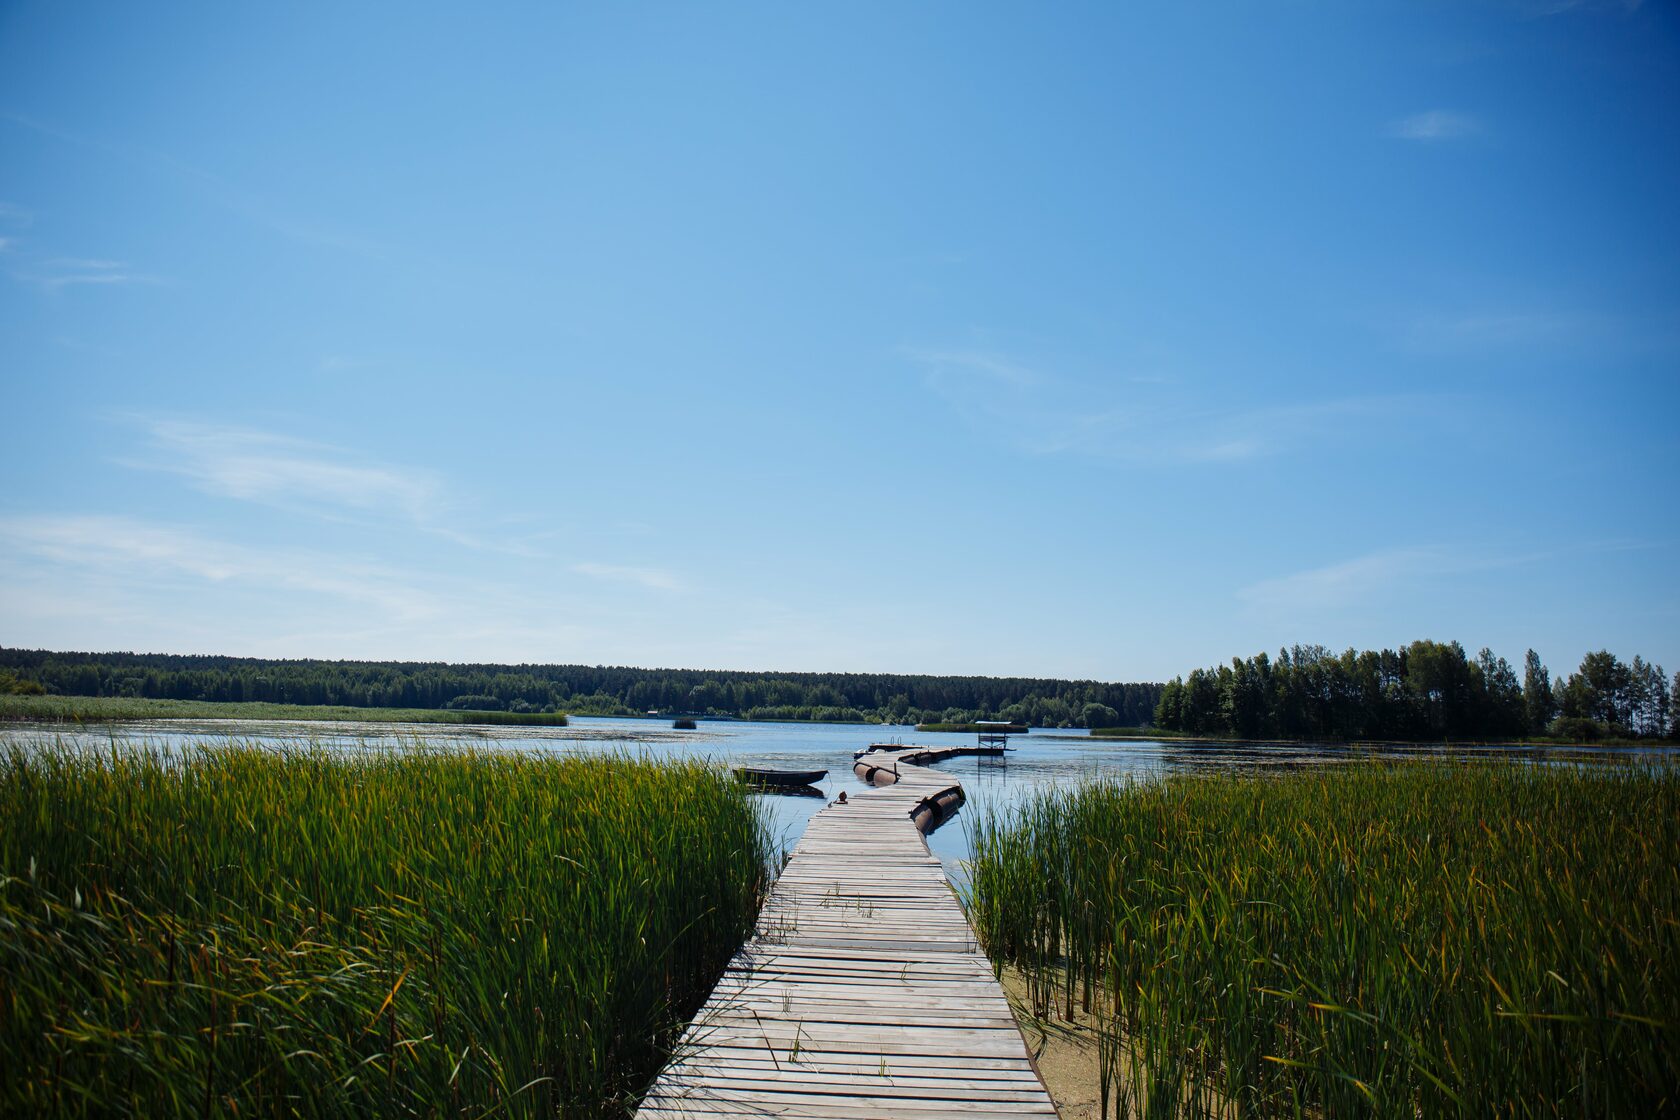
[636,745,1054,1119]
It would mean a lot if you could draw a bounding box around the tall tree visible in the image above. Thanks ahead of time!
[1673,671,1680,740]
[1474,648,1525,737]
[1523,650,1555,735]
[1566,651,1634,730]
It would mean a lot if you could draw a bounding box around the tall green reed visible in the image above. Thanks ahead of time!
[0,740,769,1117]
[966,761,1678,1118]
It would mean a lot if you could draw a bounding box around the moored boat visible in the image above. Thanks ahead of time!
[733,767,828,788]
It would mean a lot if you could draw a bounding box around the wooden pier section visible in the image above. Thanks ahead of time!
[636,745,1053,1119]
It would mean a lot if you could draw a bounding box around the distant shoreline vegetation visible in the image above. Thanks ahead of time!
[0,649,1162,729]
[1089,725,1659,749]
[1155,641,1677,743]
[7,642,1675,744]
[0,694,569,727]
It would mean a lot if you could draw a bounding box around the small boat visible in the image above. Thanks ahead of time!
[734,767,828,788]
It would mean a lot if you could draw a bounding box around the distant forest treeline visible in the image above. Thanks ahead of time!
[0,649,1162,728]
[1155,641,1676,742]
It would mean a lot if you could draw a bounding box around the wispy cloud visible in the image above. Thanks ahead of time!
[1401,305,1677,355]
[571,562,683,592]
[19,256,160,289]
[1231,544,1605,618]
[129,418,440,523]
[908,348,1439,465]
[0,514,438,620]
[319,354,380,373]
[0,195,154,287]
[908,347,1043,390]
[1238,548,1464,614]
[115,416,560,556]
[0,508,728,665]
[0,512,616,659]
[1389,110,1479,141]
[3,111,382,257]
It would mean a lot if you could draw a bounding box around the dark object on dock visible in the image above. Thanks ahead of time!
[672,718,697,730]
[733,767,828,789]
[911,785,966,832]
[852,744,1007,796]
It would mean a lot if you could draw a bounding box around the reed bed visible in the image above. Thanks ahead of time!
[965,762,1677,1118]
[0,740,770,1117]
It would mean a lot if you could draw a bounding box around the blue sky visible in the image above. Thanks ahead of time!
[1,1,1675,682]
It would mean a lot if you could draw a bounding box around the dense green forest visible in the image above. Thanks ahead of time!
[0,649,1162,728]
[1154,641,1676,742]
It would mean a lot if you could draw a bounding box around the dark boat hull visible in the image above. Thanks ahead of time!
[734,767,828,788]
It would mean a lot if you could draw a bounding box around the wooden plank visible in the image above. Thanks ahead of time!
[667,1063,1041,1085]
[642,1086,1058,1115]
[654,1072,1058,1104]
[634,746,1051,1118]
[642,1088,1057,1115]
[666,1039,1040,1070]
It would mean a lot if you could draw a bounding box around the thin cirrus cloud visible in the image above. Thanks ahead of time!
[1398,307,1679,356]
[1234,546,1557,618]
[0,513,440,621]
[1388,110,1479,141]
[127,418,441,524]
[0,194,155,287]
[908,347,1436,465]
[570,562,683,592]
[0,512,609,659]
[21,257,160,289]
[1237,548,1460,615]
[118,417,571,559]
[3,110,383,258]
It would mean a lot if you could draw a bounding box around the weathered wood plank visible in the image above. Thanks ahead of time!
[633,744,1050,1118]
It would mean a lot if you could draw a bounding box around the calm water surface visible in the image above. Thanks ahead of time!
[8,715,1668,876]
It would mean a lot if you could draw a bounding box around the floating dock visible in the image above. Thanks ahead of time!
[636,745,1052,1119]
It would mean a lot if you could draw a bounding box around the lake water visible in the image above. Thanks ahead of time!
[7,715,1669,879]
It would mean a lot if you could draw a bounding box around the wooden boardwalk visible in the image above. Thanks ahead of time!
[636,745,1054,1119]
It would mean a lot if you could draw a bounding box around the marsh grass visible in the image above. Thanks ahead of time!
[965,762,1678,1117]
[0,693,571,725]
[0,740,768,1117]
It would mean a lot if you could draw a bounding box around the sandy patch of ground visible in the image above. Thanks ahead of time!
[999,966,1105,1120]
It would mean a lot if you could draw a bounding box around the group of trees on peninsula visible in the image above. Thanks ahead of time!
[0,648,1162,728]
[1154,641,1675,742]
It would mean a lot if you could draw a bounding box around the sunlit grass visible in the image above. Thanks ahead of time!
[965,762,1678,1118]
[0,740,768,1117]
